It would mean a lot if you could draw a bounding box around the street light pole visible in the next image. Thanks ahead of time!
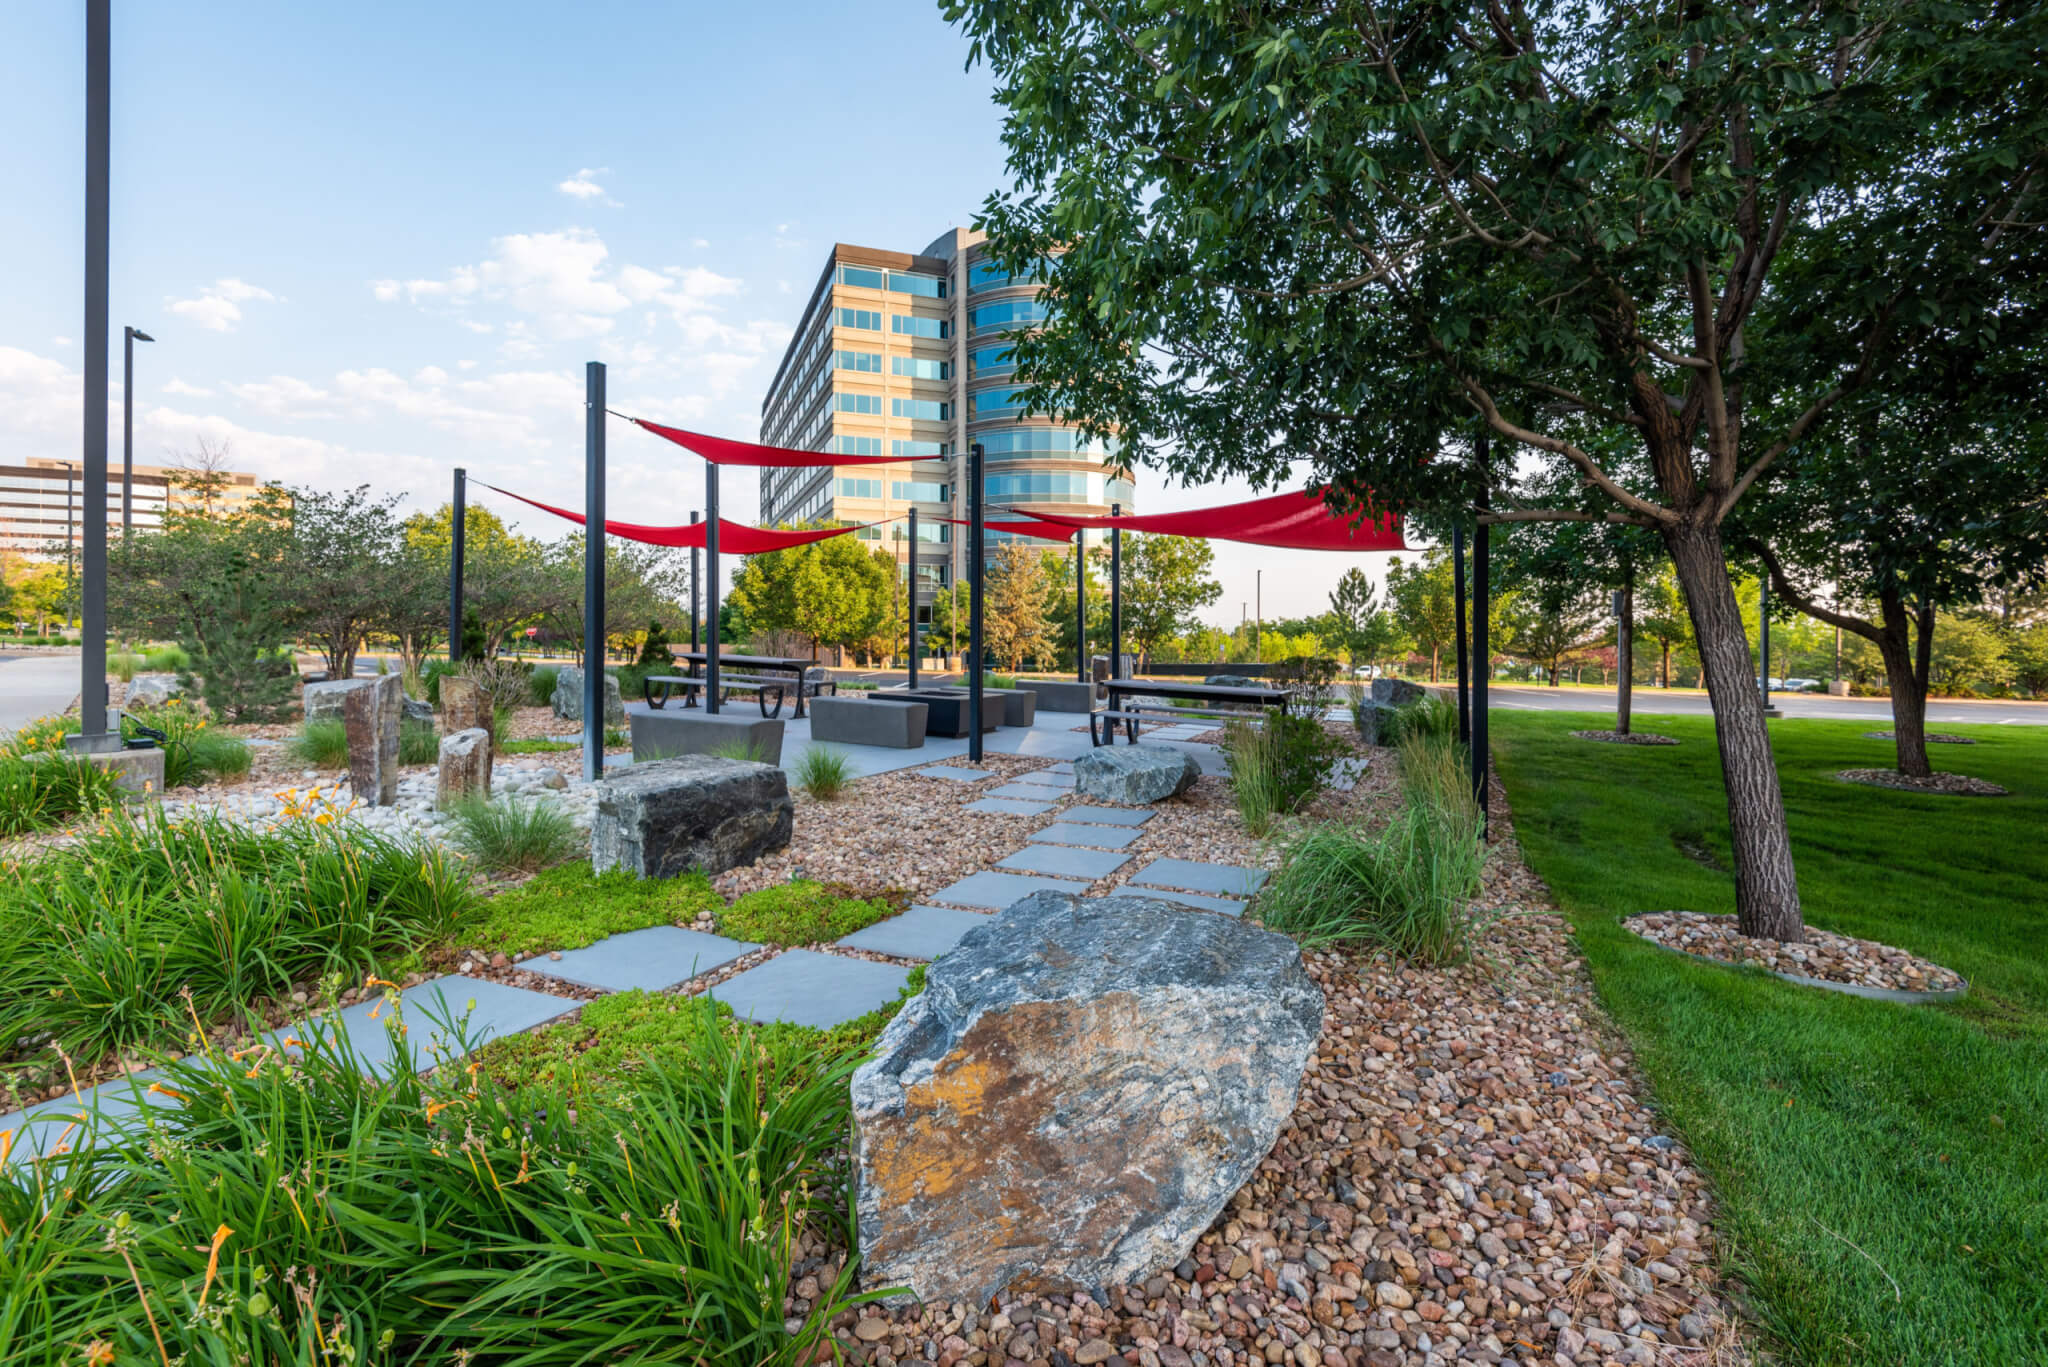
[76,0,112,745]
[122,326,154,538]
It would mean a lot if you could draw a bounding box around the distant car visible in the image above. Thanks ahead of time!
[1781,677,1819,692]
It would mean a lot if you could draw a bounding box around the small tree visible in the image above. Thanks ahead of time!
[1325,568,1385,668]
[1385,550,1456,682]
[1502,588,1607,688]
[1118,533,1222,670]
[984,540,1054,671]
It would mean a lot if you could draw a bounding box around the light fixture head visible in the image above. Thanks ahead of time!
[130,328,154,342]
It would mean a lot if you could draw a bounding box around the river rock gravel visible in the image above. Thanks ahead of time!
[1835,768,2008,797]
[1625,910,1964,995]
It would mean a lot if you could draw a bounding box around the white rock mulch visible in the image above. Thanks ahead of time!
[1570,731,1679,746]
[1625,910,1964,996]
[1835,768,2008,797]
[156,762,600,847]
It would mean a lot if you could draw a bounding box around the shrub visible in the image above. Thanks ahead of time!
[0,809,471,1061]
[125,702,252,787]
[288,716,349,767]
[1380,693,1459,746]
[468,864,722,957]
[399,715,438,765]
[444,796,581,875]
[793,745,853,799]
[1221,709,1347,835]
[527,663,561,706]
[637,619,676,669]
[1268,655,1343,719]
[718,879,896,946]
[458,656,534,720]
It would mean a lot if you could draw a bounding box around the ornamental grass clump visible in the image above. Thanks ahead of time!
[287,716,349,767]
[792,744,853,800]
[446,795,581,874]
[1221,708,1348,837]
[0,991,886,1365]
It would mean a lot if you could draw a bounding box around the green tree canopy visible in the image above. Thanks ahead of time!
[1118,533,1222,670]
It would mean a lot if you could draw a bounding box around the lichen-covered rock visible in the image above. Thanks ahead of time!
[1371,677,1425,707]
[125,673,185,709]
[436,727,492,808]
[589,754,792,879]
[342,674,401,806]
[1073,744,1200,804]
[852,892,1324,1304]
[551,666,625,725]
[303,677,371,723]
[440,675,489,736]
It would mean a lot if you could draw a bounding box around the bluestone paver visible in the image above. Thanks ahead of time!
[526,925,758,993]
[1010,770,1076,789]
[837,905,991,960]
[1028,821,1144,850]
[918,766,993,782]
[928,869,1091,910]
[1129,857,1268,897]
[1110,886,1246,916]
[273,975,576,1075]
[1061,805,1155,827]
[965,797,1056,816]
[986,781,1072,800]
[711,949,912,1028]
[996,845,1130,880]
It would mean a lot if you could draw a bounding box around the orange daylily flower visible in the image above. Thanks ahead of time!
[198,1223,234,1306]
[145,1083,187,1104]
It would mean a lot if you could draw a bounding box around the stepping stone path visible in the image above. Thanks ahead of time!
[526,926,758,993]
[987,782,1069,800]
[965,797,1058,816]
[1029,821,1144,850]
[1128,857,1268,897]
[996,845,1131,880]
[712,949,912,1029]
[930,870,1094,911]
[1062,805,1155,827]
[838,905,993,960]
[918,766,993,783]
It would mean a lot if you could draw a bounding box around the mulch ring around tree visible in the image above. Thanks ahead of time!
[1570,730,1680,746]
[1625,911,1965,997]
[1860,730,1977,744]
[1836,768,2009,797]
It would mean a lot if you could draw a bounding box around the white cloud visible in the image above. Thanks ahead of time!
[165,278,278,332]
[160,377,214,398]
[557,167,615,203]
[52,336,72,348]
[223,374,339,419]
[692,237,710,248]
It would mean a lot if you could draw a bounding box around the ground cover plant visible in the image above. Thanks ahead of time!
[0,993,882,1365]
[124,700,252,787]
[1490,710,2047,1364]
[0,809,472,1067]
[498,737,579,755]
[717,880,898,947]
[463,864,722,958]
[444,795,581,874]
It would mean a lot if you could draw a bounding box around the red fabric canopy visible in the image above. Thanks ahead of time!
[939,516,1077,543]
[1019,487,1405,552]
[630,418,913,468]
[479,483,873,554]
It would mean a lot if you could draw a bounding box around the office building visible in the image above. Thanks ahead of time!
[0,456,265,556]
[758,227,1132,641]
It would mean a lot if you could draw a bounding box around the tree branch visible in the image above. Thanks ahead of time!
[1716,386,1846,521]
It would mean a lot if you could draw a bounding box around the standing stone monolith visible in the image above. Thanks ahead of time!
[852,891,1324,1304]
[441,674,489,737]
[342,673,402,805]
[436,727,492,808]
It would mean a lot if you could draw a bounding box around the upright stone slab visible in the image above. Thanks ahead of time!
[437,727,492,807]
[303,677,372,723]
[589,754,793,879]
[1073,744,1201,804]
[1371,677,1425,707]
[342,674,402,805]
[852,892,1324,1303]
[401,693,434,724]
[552,666,625,725]
[441,674,489,736]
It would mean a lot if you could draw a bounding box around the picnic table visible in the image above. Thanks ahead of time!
[642,652,837,720]
[1091,678,1292,746]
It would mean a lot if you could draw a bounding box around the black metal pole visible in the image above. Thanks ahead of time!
[449,468,466,667]
[1453,519,1470,745]
[968,442,985,763]
[1472,433,1491,839]
[907,508,920,690]
[689,511,701,651]
[1075,530,1086,682]
[582,363,605,781]
[78,0,111,743]
[1109,504,1122,680]
[706,464,721,715]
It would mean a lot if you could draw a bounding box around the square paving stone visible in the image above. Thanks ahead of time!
[965,797,1056,816]
[711,950,912,1029]
[1028,821,1143,850]
[1112,886,1246,916]
[837,905,991,960]
[996,845,1130,880]
[1129,857,1268,897]
[928,869,1090,910]
[525,925,758,993]
[1010,770,1076,789]
[273,976,577,1076]
[1061,805,1155,827]
[918,766,994,782]
[987,781,1071,800]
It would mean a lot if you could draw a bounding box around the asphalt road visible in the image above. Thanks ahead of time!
[0,653,85,738]
[1477,682,2048,726]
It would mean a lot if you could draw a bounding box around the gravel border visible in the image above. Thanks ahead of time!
[1836,768,2009,797]
[1571,730,1680,746]
[1624,911,1965,999]
[1860,730,1976,745]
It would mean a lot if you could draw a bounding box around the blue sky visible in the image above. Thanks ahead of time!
[0,2,1398,625]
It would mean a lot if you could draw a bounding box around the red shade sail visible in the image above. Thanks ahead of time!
[1019,487,1405,552]
[478,483,874,554]
[629,418,914,468]
[938,516,1078,543]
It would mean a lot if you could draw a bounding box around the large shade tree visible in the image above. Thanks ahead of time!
[949,0,2044,941]
[1118,532,1222,670]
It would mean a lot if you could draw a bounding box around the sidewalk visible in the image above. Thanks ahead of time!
[0,653,83,738]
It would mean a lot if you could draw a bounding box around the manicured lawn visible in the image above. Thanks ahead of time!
[1490,711,2046,1365]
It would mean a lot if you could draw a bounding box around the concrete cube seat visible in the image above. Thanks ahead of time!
[871,688,1003,738]
[983,687,1038,727]
[809,696,929,749]
[629,709,785,765]
[1024,680,1097,713]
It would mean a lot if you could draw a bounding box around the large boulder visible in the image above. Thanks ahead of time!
[853,892,1324,1304]
[342,674,402,805]
[589,754,792,879]
[436,727,492,808]
[1371,677,1425,707]
[552,666,625,725]
[303,677,371,723]
[125,673,185,709]
[1352,699,1389,746]
[1074,744,1201,804]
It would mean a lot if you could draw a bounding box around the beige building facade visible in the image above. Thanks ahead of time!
[758,228,1131,642]
[0,457,265,556]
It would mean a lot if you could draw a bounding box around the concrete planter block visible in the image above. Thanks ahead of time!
[628,709,784,765]
[590,754,794,879]
[342,674,402,806]
[872,689,1003,738]
[810,696,929,749]
[37,745,166,798]
[984,687,1038,727]
[1023,680,1096,713]
[1073,744,1201,805]
[436,727,492,808]
[551,666,624,725]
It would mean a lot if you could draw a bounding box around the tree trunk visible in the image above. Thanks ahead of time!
[1661,641,1671,688]
[1664,524,1805,942]
[1617,576,1634,736]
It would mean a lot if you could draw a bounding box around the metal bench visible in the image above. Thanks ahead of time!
[642,673,789,719]
[1090,681,1291,746]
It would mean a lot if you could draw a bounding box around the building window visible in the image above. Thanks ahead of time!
[970,389,1030,419]
[831,435,882,456]
[855,524,883,540]
[836,307,882,331]
[891,439,953,458]
[836,393,884,415]
[969,299,1049,335]
[836,477,883,499]
[967,343,1015,374]
[837,350,883,372]
[978,426,1118,458]
[891,355,951,380]
[891,480,949,502]
[836,265,886,289]
[892,398,951,421]
[891,314,950,339]
[915,523,952,543]
[968,256,1056,293]
[887,272,947,298]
